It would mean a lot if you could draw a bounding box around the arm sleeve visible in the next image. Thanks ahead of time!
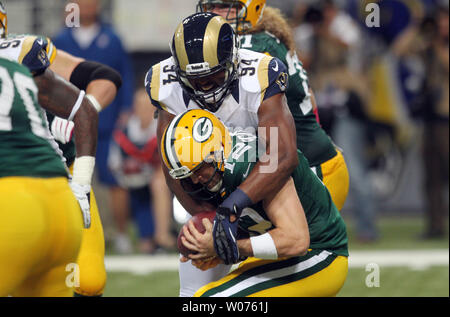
[69,61,123,91]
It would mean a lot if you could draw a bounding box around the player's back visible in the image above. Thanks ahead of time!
[0,57,82,297]
[222,131,348,257]
[0,57,67,178]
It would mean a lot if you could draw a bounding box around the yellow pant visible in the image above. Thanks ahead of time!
[320,150,349,211]
[195,250,348,297]
[0,177,82,297]
[69,165,106,296]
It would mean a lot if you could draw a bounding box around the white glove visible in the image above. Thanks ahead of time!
[69,181,91,229]
[51,116,74,144]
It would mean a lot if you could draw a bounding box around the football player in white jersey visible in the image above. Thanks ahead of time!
[145,12,298,296]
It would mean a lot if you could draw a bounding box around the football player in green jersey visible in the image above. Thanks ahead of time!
[0,1,122,297]
[197,0,349,212]
[0,55,100,296]
[162,109,348,297]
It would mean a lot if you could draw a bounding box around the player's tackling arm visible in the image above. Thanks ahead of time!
[238,177,310,258]
[238,92,299,204]
[186,178,309,261]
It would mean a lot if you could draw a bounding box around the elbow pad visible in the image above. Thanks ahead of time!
[69,61,122,91]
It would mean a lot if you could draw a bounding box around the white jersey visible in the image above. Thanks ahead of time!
[145,49,288,132]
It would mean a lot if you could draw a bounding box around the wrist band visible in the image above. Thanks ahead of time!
[68,90,86,121]
[222,188,253,216]
[250,232,278,260]
[86,94,102,113]
[72,156,95,186]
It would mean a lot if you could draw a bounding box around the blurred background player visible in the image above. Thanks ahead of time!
[197,0,350,212]
[162,110,348,297]
[0,44,98,296]
[392,4,449,239]
[52,0,135,252]
[0,1,122,296]
[108,87,175,253]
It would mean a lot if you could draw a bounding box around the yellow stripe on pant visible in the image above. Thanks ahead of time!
[195,250,348,297]
[0,177,82,297]
[321,150,349,211]
[69,164,107,296]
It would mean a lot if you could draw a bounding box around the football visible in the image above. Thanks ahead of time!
[177,210,216,257]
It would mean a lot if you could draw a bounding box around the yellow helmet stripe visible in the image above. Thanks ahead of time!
[203,15,225,68]
[164,112,187,170]
[173,23,189,72]
[160,125,171,170]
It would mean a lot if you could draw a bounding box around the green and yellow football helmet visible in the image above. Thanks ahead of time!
[197,0,266,33]
[161,109,232,179]
[161,109,232,200]
[0,1,7,39]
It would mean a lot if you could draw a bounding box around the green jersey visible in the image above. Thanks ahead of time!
[240,32,337,167]
[0,57,68,178]
[224,132,348,257]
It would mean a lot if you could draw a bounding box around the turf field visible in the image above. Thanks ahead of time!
[102,215,449,297]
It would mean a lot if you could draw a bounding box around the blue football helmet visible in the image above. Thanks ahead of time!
[170,12,239,112]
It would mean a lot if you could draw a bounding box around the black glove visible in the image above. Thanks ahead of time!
[212,189,252,264]
[213,206,240,265]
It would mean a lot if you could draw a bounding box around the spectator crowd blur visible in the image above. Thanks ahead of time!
[288,0,448,241]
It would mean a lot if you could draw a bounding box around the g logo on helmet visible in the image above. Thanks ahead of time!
[193,117,213,143]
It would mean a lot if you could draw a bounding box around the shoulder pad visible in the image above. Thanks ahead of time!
[238,49,271,93]
[238,49,275,94]
[0,35,50,75]
[145,57,187,114]
[20,36,50,76]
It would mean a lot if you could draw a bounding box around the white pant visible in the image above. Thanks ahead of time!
[178,258,232,297]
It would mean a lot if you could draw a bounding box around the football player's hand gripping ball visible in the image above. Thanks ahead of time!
[212,188,252,264]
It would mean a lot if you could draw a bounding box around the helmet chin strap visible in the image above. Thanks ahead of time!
[209,178,223,192]
[203,87,225,107]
